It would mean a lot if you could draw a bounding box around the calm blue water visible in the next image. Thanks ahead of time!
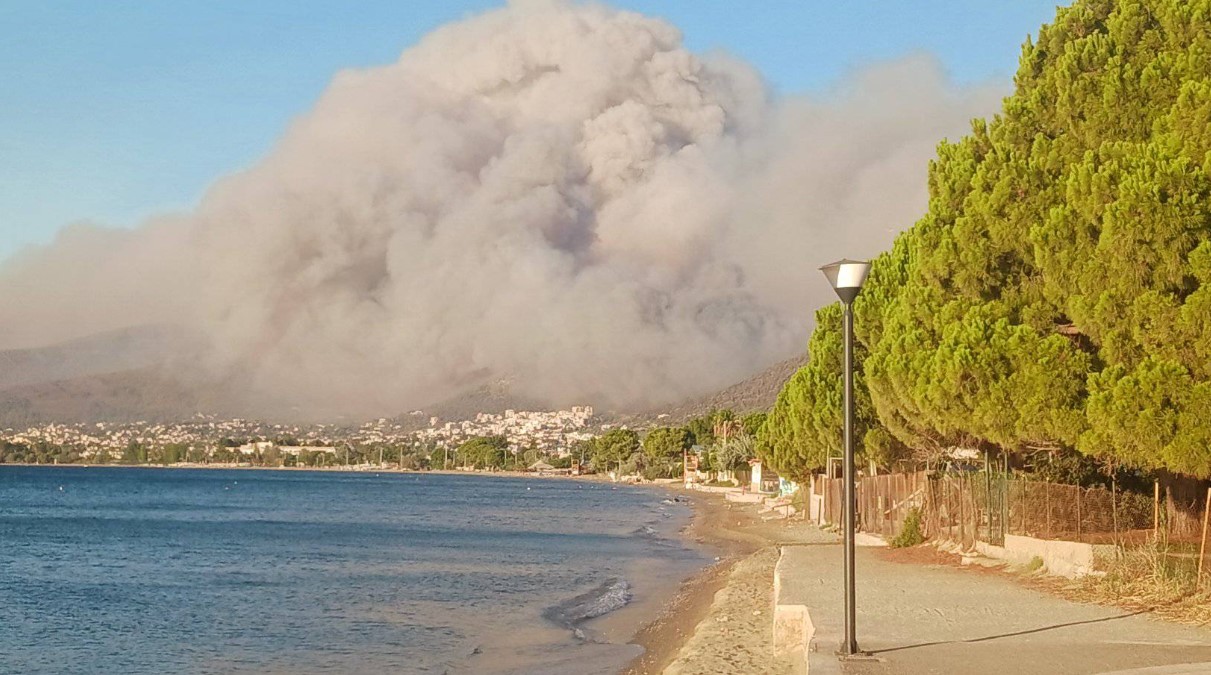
[0,467,705,674]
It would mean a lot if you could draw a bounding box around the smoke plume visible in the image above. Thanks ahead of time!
[0,1,1003,418]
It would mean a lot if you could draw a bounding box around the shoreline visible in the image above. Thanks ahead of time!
[621,489,762,675]
[623,487,807,675]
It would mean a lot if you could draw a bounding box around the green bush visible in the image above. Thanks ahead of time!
[890,508,925,548]
[641,459,682,481]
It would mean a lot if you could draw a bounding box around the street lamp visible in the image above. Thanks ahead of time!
[820,258,871,657]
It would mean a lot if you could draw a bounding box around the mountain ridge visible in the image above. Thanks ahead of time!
[0,327,805,427]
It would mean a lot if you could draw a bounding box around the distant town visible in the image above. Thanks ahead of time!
[0,406,610,467]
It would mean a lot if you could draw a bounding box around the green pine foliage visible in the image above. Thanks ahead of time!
[642,426,693,462]
[758,304,907,482]
[589,428,641,472]
[762,0,1211,479]
[456,435,509,469]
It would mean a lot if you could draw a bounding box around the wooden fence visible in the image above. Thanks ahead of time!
[818,471,929,540]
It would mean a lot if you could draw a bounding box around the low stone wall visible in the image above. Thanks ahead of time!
[974,534,1112,578]
[684,483,741,494]
[809,492,824,524]
[761,497,798,519]
[772,546,812,673]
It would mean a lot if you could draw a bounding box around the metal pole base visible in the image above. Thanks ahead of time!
[835,648,879,662]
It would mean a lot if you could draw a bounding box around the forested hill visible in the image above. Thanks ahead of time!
[644,355,806,423]
[761,0,1211,481]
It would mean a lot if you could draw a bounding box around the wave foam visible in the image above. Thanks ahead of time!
[543,577,632,639]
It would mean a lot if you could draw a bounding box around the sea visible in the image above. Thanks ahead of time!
[0,466,708,674]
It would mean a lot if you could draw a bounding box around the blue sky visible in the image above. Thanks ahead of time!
[0,1,1065,262]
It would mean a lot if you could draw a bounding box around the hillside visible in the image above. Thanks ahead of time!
[0,368,214,429]
[600,354,805,428]
[648,354,805,423]
[0,326,803,427]
[0,325,192,391]
[390,378,549,431]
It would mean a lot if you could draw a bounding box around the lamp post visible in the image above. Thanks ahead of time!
[820,258,872,657]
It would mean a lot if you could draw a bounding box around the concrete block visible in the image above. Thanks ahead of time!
[773,546,814,662]
[974,534,1098,578]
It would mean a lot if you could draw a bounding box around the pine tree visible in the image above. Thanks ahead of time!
[764,0,1211,478]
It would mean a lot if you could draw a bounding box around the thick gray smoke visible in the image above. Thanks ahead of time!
[0,1,1003,417]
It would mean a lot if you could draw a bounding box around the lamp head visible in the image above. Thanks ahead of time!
[820,259,871,304]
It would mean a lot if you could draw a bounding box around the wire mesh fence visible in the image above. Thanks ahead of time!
[1002,479,1155,544]
[816,471,1209,549]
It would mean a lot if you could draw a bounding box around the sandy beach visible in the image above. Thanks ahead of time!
[624,488,818,675]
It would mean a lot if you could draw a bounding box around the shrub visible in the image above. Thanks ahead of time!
[890,508,925,548]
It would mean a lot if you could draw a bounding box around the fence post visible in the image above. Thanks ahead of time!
[985,452,993,544]
[1199,487,1210,586]
[952,476,957,545]
[1002,456,1009,544]
[1165,486,1173,540]
[941,477,948,541]
[1112,478,1120,554]
[924,475,932,538]
[1076,487,1082,543]
[983,452,989,544]
[1045,480,1052,540]
[948,475,954,541]
[1020,481,1026,534]
[960,475,967,547]
[951,477,957,543]
[1153,480,1160,537]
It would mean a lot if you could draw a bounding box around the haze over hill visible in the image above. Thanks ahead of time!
[0,331,800,427]
[0,1,1003,420]
[0,325,194,391]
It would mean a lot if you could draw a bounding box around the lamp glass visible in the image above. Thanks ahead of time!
[820,259,871,303]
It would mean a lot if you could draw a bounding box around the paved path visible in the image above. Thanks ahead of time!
[778,539,1211,674]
